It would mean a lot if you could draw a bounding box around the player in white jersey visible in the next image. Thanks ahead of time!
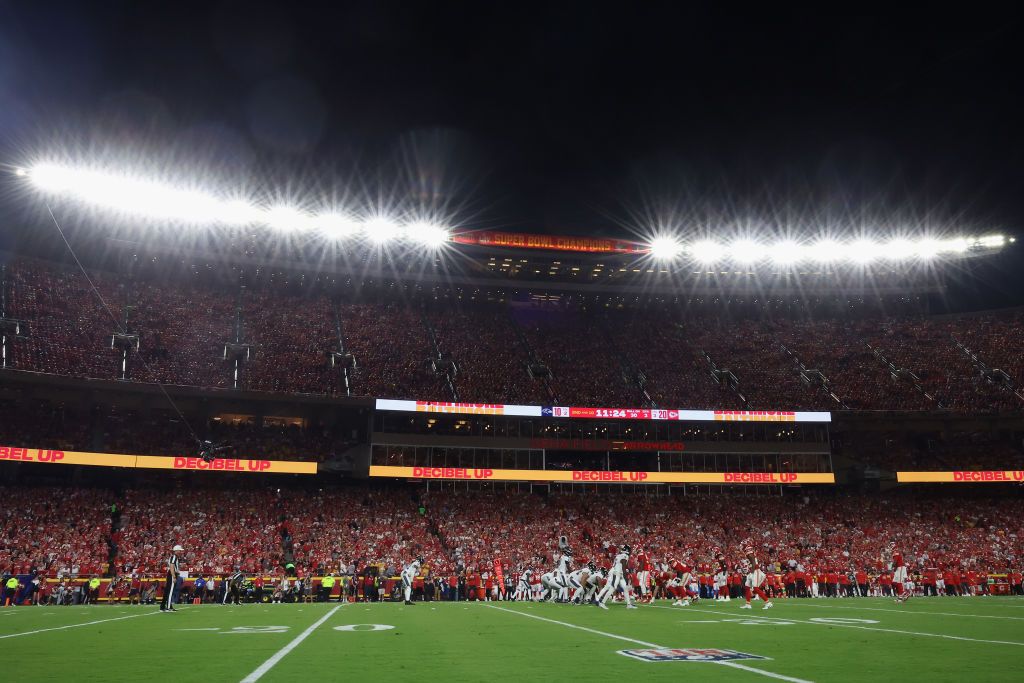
[540,571,565,602]
[514,568,532,602]
[555,551,573,601]
[567,563,593,604]
[583,566,605,603]
[596,544,638,609]
[401,558,423,605]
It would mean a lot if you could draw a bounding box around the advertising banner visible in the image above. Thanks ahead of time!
[897,470,1024,483]
[0,446,318,474]
[369,465,834,484]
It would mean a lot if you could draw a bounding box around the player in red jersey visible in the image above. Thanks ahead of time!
[740,546,773,610]
[883,542,910,604]
[635,549,654,603]
[668,558,699,606]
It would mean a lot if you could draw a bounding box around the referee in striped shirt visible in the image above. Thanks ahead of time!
[161,544,183,612]
[223,568,243,605]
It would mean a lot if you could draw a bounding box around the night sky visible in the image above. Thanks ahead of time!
[2,2,1024,243]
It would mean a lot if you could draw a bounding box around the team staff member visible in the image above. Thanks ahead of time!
[320,573,336,602]
[3,575,20,606]
[161,544,184,612]
[86,575,101,604]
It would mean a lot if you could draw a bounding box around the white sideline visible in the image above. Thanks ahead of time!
[239,603,345,683]
[659,605,1024,646]
[485,604,813,683]
[783,602,1024,620]
[0,610,158,639]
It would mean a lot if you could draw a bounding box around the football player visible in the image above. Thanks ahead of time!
[712,547,730,602]
[596,543,638,609]
[402,558,422,605]
[514,566,532,602]
[568,562,594,604]
[540,570,565,602]
[883,542,911,604]
[668,558,699,607]
[635,548,654,603]
[554,547,574,602]
[740,547,773,610]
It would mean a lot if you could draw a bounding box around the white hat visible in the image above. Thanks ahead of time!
[172,544,184,552]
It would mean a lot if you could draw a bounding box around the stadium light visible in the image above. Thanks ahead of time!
[914,238,942,260]
[18,163,1012,262]
[847,239,882,265]
[884,238,916,261]
[265,205,314,232]
[28,164,223,223]
[213,200,261,226]
[768,240,804,265]
[977,234,1006,248]
[729,239,761,264]
[314,212,359,240]
[688,240,724,264]
[648,236,684,260]
[807,239,840,264]
[406,221,451,247]
[364,216,402,243]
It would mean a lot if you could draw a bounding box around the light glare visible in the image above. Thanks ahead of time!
[649,236,684,260]
[265,206,314,232]
[406,221,450,247]
[364,217,402,243]
[729,239,761,264]
[769,240,804,265]
[689,240,724,264]
[315,213,359,240]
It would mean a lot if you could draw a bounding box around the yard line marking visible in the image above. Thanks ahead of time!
[658,606,1024,646]
[175,627,221,631]
[0,611,158,639]
[783,602,1024,620]
[239,603,345,683]
[485,604,813,683]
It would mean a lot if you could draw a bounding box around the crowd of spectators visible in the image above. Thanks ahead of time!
[602,315,737,409]
[241,289,341,396]
[0,486,111,576]
[115,488,283,575]
[339,302,444,399]
[284,488,449,577]
[423,489,1024,577]
[427,309,550,405]
[521,311,640,406]
[3,258,1024,413]
[3,484,1022,584]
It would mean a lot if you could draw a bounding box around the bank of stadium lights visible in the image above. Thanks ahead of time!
[647,234,1009,265]
[18,162,452,247]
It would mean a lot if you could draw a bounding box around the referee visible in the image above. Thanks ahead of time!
[223,567,243,605]
[161,544,183,612]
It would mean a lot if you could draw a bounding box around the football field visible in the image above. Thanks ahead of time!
[3,597,1023,682]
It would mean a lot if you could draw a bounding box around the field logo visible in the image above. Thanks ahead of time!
[618,648,768,663]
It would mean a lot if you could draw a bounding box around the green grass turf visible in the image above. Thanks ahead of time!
[2,597,1023,682]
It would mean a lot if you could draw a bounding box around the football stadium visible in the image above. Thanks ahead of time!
[2,5,1024,683]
